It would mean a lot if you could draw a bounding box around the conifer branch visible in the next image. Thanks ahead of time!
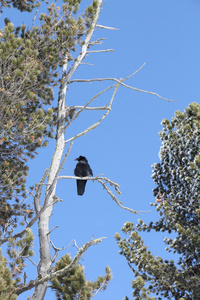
[90,278,107,299]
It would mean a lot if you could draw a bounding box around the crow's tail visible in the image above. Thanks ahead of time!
[76,180,87,196]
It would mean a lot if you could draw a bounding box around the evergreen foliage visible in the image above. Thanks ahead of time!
[51,254,112,300]
[115,103,200,299]
[0,249,17,300]
[5,227,34,291]
[0,0,38,13]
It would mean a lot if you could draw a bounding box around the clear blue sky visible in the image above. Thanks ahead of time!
[3,0,200,299]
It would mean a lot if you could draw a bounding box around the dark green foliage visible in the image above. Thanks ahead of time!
[0,21,55,231]
[84,0,100,30]
[51,254,112,300]
[0,0,38,13]
[151,102,200,268]
[0,248,17,300]
[6,228,34,285]
[0,228,34,298]
[116,103,200,299]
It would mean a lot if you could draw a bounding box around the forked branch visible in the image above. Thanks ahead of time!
[65,81,121,144]
[69,62,175,102]
[58,175,150,214]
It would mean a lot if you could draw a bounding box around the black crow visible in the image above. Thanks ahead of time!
[74,156,93,196]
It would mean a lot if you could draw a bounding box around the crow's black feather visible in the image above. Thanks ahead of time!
[74,156,93,196]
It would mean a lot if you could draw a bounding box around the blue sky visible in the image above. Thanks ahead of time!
[2,0,200,299]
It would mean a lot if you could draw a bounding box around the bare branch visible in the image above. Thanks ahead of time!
[47,226,59,236]
[68,80,175,102]
[96,24,119,30]
[26,257,38,268]
[72,105,110,111]
[68,62,176,102]
[34,168,49,214]
[65,82,120,144]
[50,240,72,253]
[31,7,39,29]
[73,240,80,251]
[126,62,147,77]
[90,38,106,46]
[65,85,113,131]
[58,175,150,214]
[15,237,105,296]
[68,63,146,85]
[91,278,107,299]
[87,49,114,53]
[50,239,72,265]
[52,195,64,205]
[117,82,176,102]
[80,62,94,66]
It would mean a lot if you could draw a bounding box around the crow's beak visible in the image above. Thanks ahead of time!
[75,158,78,161]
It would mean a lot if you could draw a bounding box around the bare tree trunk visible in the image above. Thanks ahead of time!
[31,2,102,299]
[32,62,67,300]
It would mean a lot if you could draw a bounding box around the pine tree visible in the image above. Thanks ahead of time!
[115,102,200,299]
